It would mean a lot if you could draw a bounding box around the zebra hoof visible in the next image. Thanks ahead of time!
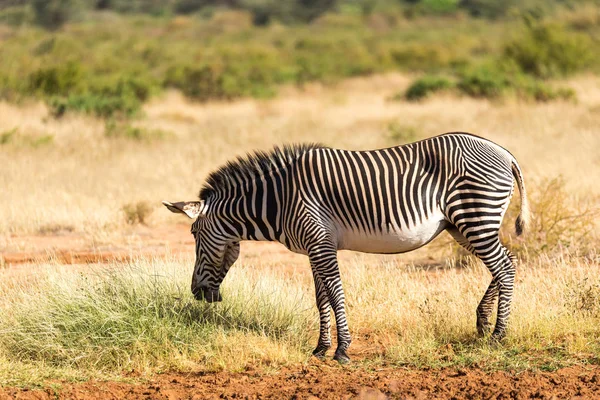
[489,331,507,343]
[333,349,350,364]
[312,344,331,360]
[476,323,492,337]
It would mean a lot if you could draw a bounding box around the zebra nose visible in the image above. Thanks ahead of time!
[193,286,222,302]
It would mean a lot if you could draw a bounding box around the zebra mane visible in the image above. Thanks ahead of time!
[199,143,325,200]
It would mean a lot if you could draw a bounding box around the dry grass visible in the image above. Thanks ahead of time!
[1,73,599,239]
[0,251,598,386]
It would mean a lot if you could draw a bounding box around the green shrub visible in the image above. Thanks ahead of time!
[404,75,455,101]
[48,75,156,118]
[457,65,510,98]
[519,80,576,102]
[28,62,84,97]
[50,94,140,118]
[390,44,454,72]
[503,21,594,78]
[164,47,287,101]
[403,66,577,102]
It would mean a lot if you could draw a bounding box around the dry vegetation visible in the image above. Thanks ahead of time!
[1,73,599,237]
[0,248,598,386]
[1,73,599,386]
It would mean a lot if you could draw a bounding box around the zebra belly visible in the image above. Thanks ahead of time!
[338,217,448,254]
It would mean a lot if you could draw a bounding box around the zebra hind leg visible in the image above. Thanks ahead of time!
[308,242,351,364]
[447,227,502,338]
[311,267,332,359]
[469,235,516,341]
[476,279,498,336]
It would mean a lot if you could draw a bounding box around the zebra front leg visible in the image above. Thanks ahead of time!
[476,279,498,336]
[311,267,332,359]
[308,245,351,364]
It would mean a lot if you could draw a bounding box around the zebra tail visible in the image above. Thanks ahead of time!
[511,159,530,236]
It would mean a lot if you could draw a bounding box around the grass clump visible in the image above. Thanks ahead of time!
[0,259,313,385]
[104,120,170,141]
[0,127,53,148]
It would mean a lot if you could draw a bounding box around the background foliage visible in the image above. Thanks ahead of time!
[0,0,599,117]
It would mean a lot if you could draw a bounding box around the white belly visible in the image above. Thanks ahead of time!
[338,217,447,254]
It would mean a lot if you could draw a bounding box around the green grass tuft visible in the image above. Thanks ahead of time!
[0,259,314,386]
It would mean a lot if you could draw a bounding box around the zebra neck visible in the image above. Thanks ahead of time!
[218,187,283,243]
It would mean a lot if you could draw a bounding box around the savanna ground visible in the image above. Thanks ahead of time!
[1,71,600,398]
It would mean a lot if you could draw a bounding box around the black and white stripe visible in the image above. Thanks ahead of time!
[164,132,530,363]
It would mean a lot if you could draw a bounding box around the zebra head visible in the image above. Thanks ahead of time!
[162,200,240,303]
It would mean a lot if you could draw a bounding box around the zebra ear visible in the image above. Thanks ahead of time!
[162,200,204,219]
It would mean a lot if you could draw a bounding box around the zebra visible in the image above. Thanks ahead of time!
[163,132,530,364]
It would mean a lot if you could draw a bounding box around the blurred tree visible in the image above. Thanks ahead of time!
[31,0,85,29]
[94,0,174,15]
[174,0,212,14]
[459,0,517,18]
[238,0,338,24]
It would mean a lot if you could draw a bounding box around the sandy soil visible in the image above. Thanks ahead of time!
[1,364,599,399]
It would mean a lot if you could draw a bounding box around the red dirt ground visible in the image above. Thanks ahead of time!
[2,226,599,399]
[2,364,599,399]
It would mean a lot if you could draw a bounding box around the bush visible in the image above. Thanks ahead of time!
[390,44,454,72]
[403,75,455,101]
[49,75,156,118]
[50,94,141,118]
[30,0,86,29]
[28,62,84,97]
[518,79,576,102]
[402,66,577,102]
[122,201,153,225]
[500,177,599,257]
[164,47,286,101]
[457,65,510,98]
[503,21,594,78]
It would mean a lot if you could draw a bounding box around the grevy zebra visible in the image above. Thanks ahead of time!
[163,132,530,363]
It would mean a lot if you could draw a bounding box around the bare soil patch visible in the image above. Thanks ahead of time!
[1,364,599,399]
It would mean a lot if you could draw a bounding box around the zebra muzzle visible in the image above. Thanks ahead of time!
[193,287,222,303]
